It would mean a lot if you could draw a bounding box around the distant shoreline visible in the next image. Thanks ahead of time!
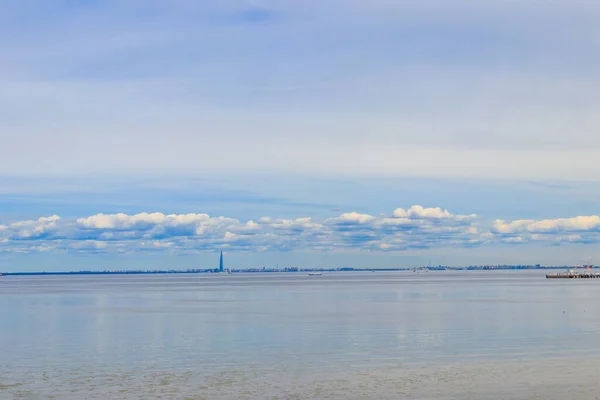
[0,265,587,276]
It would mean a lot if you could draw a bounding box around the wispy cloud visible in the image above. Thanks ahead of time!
[2,1,600,179]
[228,7,279,25]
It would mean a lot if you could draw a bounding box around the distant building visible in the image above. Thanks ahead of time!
[219,251,224,272]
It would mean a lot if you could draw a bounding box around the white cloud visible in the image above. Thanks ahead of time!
[492,216,600,235]
[4,208,600,255]
[0,206,482,254]
[327,212,375,225]
[491,215,600,245]
[392,205,473,220]
[69,240,108,251]
[2,215,61,240]
[77,212,210,230]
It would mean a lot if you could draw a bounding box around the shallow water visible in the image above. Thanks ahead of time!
[2,270,600,399]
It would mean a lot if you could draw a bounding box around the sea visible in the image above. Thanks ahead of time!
[2,270,600,399]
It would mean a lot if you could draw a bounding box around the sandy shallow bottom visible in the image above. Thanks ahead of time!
[3,356,600,400]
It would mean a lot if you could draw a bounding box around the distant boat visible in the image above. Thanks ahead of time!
[308,272,322,276]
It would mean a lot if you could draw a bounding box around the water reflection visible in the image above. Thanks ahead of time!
[1,271,600,398]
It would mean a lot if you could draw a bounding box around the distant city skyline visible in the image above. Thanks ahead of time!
[2,2,600,271]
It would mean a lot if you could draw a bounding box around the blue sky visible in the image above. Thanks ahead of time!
[2,1,600,271]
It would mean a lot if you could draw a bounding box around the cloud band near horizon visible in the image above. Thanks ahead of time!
[2,206,600,255]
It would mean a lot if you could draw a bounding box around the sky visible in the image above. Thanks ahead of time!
[2,1,600,271]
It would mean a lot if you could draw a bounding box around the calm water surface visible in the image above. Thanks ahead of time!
[2,270,600,399]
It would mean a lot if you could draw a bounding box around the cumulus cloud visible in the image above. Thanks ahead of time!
[4,207,600,254]
[0,206,484,254]
[491,215,600,244]
[492,216,600,234]
[328,212,376,225]
[392,205,465,220]
[1,215,61,240]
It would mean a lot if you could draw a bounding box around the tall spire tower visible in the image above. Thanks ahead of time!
[219,250,224,272]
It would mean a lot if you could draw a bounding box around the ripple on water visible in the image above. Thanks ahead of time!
[2,356,600,400]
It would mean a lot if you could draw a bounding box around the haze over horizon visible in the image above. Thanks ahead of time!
[2,1,600,271]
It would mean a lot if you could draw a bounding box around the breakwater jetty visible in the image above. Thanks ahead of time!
[546,272,600,279]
